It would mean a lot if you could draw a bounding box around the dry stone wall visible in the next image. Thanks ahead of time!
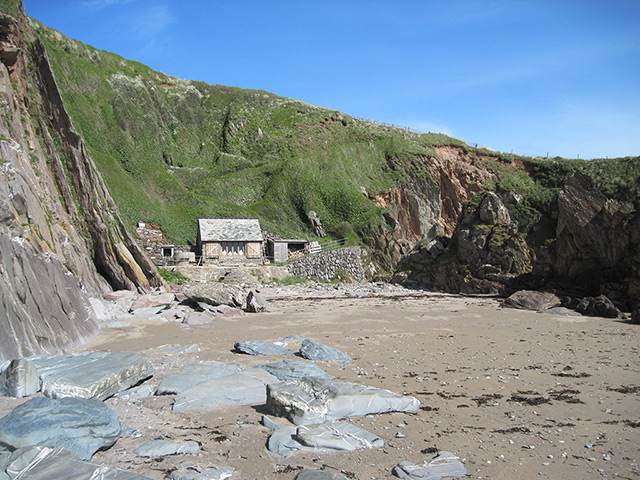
[286,247,365,281]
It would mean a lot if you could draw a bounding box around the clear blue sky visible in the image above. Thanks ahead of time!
[23,0,640,159]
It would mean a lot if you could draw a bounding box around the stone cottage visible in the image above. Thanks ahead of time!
[197,218,263,264]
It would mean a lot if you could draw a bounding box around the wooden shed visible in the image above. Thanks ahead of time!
[266,239,309,263]
[197,218,263,264]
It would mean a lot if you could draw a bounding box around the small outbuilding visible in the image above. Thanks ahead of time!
[197,218,264,264]
[265,239,310,263]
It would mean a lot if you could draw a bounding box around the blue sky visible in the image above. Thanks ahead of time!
[23,0,640,159]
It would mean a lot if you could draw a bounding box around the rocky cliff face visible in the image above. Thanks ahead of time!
[395,158,640,311]
[0,9,161,362]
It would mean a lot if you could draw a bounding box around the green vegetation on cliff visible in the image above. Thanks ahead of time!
[34,20,462,244]
[29,18,639,254]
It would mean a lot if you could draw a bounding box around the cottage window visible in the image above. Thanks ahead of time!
[222,241,244,257]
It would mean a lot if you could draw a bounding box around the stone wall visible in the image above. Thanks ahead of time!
[286,247,365,281]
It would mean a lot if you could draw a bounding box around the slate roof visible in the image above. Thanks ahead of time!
[198,218,263,242]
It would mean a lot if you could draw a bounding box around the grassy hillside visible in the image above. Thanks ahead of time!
[32,20,463,244]
[28,18,640,250]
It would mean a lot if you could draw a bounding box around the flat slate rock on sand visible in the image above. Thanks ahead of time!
[134,440,199,457]
[157,361,244,395]
[2,446,151,479]
[268,421,383,457]
[267,377,420,425]
[168,464,235,480]
[27,351,154,400]
[299,339,352,363]
[0,397,120,460]
[173,368,278,411]
[234,340,290,356]
[256,359,333,382]
[392,451,468,480]
[294,470,350,480]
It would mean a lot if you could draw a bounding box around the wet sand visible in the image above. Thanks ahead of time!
[5,291,639,479]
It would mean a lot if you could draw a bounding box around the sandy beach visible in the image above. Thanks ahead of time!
[3,290,638,479]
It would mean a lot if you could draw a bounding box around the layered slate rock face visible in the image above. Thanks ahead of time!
[0,397,121,460]
[266,377,420,425]
[28,351,154,400]
[0,10,161,363]
[3,446,152,479]
[0,235,99,364]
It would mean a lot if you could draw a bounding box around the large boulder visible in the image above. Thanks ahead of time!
[246,290,271,313]
[576,295,625,318]
[184,284,243,307]
[266,377,420,425]
[0,397,121,460]
[28,351,154,400]
[503,290,561,312]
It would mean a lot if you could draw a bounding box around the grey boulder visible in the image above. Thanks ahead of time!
[299,339,351,363]
[4,446,152,479]
[257,359,333,382]
[503,290,561,312]
[392,451,468,480]
[173,368,278,411]
[184,284,243,308]
[0,358,38,398]
[0,397,120,460]
[157,361,244,395]
[134,440,199,457]
[28,351,154,400]
[246,290,271,313]
[267,377,420,425]
[234,340,290,356]
[576,294,625,318]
